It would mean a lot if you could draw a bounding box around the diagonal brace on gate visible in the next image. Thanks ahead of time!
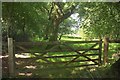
[32,44,63,63]
[62,43,99,65]
[16,45,51,63]
[38,44,61,57]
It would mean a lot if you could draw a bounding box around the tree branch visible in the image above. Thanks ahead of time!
[54,2,64,15]
[42,3,54,20]
[60,4,77,23]
[48,3,54,20]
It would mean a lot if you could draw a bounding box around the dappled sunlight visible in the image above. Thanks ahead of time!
[18,72,32,77]
[1,55,8,58]
[16,62,21,65]
[36,59,47,63]
[24,65,36,69]
[2,2,120,78]
[18,73,25,76]
[26,72,33,76]
[3,39,103,78]
[61,38,82,41]
[15,53,31,58]
[89,68,96,72]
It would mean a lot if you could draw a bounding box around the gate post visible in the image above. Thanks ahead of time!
[103,37,109,64]
[8,38,15,77]
[98,39,102,65]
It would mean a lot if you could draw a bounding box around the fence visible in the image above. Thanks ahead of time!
[3,38,120,77]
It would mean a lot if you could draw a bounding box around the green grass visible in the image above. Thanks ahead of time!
[60,36,83,41]
[16,61,114,78]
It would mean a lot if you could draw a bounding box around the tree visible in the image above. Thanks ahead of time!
[2,2,79,42]
[43,2,79,41]
[78,2,120,39]
[2,2,49,41]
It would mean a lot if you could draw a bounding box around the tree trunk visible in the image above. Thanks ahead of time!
[45,21,60,50]
[43,25,52,40]
[49,28,58,41]
[46,2,77,41]
[49,20,60,41]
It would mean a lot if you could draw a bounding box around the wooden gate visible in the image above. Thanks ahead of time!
[15,40,102,69]
[2,39,102,77]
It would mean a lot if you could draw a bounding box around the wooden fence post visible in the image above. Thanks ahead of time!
[8,38,15,77]
[103,37,109,64]
[98,39,102,65]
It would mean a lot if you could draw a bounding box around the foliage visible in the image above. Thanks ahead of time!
[2,2,79,41]
[2,2,120,41]
[58,17,79,40]
[2,2,48,41]
[78,2,120,39]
